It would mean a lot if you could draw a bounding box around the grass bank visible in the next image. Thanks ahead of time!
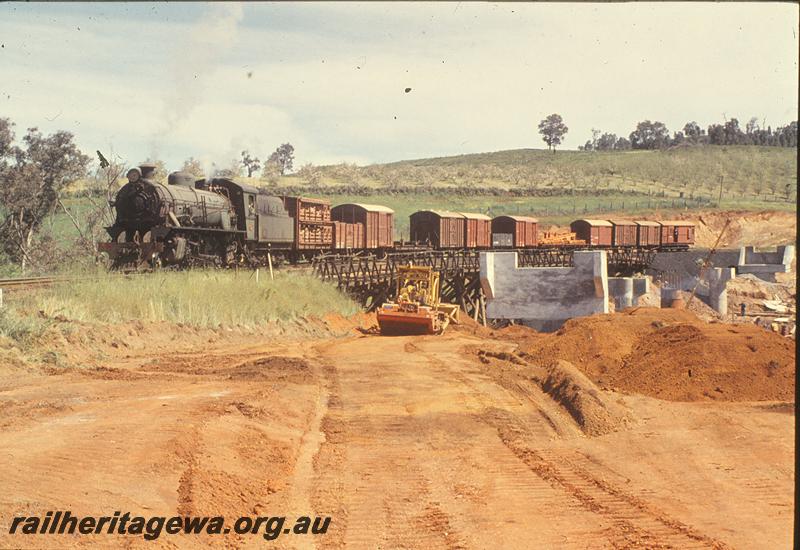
[0,269,359,345]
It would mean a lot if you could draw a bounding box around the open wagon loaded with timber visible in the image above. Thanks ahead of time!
[377,265,459,335]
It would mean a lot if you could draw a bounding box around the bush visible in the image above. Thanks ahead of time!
[0,308,49,345]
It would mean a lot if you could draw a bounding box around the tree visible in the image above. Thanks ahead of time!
[267,143,295,175]
[745,116,760,136]
[77,150,127,260]
[261,161,282,185]
[0,119,90,271]
[777,121,798,148]
[590,128,601,150]
[707,123,725,145]
[181,157,205,177]
[629,120,670,150]
[683,121,704,143]
[537,114,568,153]
[240,150,261,177]
[614,136,631,150]
[595,133,618,151]
[723,118,744,145]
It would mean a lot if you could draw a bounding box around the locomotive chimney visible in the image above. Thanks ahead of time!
[139,163,158,179]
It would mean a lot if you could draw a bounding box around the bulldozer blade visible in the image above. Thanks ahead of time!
[377,311,436,336]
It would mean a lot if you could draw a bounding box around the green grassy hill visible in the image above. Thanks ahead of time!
[67,145,796,203]
[293,146,796,202]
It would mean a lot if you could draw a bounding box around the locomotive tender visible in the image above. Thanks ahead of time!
[99,163,693,269]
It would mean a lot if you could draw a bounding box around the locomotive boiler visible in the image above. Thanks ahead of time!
[110,165,235,241]
[100,164,297,269]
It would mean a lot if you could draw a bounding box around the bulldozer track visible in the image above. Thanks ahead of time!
[481,409,731,549]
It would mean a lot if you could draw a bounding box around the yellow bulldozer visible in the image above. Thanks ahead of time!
[376,265,459,335]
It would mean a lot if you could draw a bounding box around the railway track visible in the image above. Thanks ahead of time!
[0,276,71,291]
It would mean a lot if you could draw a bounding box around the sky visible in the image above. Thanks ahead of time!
[0,2,797,171]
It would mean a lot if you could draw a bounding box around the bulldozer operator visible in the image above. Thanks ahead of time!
[398,282,428,306]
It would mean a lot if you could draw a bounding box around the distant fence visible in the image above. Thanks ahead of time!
[484,197,712,218]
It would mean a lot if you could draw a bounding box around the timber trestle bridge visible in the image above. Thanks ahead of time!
[312,247,657,324]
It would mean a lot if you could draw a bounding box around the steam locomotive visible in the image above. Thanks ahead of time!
[99,163,328,268]
[99,163,694,270]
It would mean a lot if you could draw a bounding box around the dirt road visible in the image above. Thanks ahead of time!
[0,330,793,549]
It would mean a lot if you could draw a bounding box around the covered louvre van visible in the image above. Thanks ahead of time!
[569,219,613,247]
[410,210,465,248]
[608,220,637,247]
[634,220,661,247]
[459,212,492,248]
[332,221,364,250]
[659,221,695,246]
[331,203,394,249]
[491,215,539,248]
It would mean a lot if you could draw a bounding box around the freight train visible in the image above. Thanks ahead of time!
[99,163,694,269]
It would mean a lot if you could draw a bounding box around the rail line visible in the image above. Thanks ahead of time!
[0,276,69,291]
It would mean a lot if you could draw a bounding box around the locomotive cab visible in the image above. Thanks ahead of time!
[204,179,294,247]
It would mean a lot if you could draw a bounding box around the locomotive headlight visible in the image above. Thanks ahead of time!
[127,167,142,183]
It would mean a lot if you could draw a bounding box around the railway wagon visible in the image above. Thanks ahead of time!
[635,220,661,247]
[659,220,695,246]
[410,210,465,249]
[460,212,492,248]
[332,221,364,250]
[608,220,637,247]
[570,219,613,247]
[331,203,394,249]
[491,215,538,248]
[281,196,333,249]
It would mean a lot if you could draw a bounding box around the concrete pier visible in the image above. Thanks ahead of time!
[480,250,608,331]
[706,267,736,316]
[608,277,650,310]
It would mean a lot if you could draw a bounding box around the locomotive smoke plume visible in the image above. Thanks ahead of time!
[152,3,244,157]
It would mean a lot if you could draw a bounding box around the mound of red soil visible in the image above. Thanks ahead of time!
[519,308,795,402]
[541,360,632,436]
